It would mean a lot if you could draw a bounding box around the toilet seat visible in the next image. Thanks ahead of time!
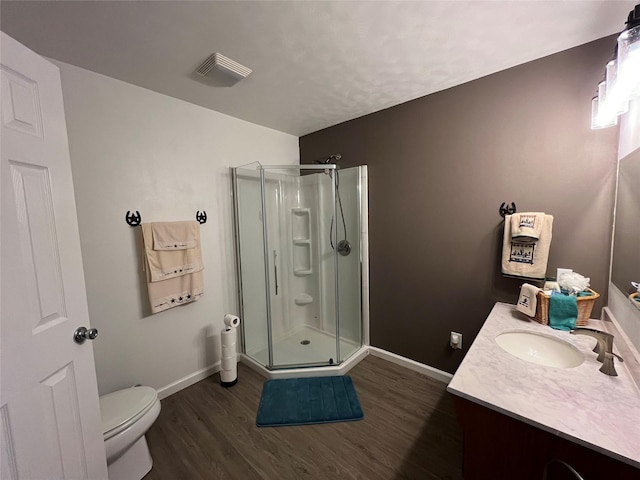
[100,386,158,441]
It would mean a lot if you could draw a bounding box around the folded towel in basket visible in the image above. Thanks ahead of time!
[516,283,541,317]
[548,291,577,331]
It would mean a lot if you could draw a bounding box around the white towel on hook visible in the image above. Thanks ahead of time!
[141,222,205,313]
[146,269,204,314]
[151,221,200,250]
[141,223,203,282]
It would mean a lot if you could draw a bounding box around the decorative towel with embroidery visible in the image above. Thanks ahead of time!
[510,212,545,244]
[501,214,553,280]
[145,270,204,314]
[516,283,541,317]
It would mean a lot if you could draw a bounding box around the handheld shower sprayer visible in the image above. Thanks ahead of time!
[312,154,351,256]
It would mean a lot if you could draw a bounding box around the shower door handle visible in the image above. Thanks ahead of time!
[273,250,279,295]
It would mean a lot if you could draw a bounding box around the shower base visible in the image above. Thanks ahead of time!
[242,325,368,380]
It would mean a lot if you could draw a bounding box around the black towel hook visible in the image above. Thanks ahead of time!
[125,210,142,226]
[196,211,207,224]
[499,202,516,218]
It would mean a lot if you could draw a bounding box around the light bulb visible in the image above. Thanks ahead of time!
[591,82,618,129]
[617,25,640,99]
[605,59,629,115]
[591,95,617,130]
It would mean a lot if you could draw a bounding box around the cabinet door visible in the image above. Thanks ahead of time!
[453,397,639,480]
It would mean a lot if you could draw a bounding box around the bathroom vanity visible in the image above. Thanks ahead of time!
[447,303,640,479]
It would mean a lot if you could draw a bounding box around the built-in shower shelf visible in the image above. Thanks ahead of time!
[292,208,312,276]
[292,208,311,240]
[294,293,314,305]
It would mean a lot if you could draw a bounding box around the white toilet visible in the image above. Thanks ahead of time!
[99,386,161,480]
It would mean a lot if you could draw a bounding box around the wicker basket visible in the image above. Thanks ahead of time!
[533,288,599,326]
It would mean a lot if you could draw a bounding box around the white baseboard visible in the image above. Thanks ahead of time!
[156,362,221,400]
[158,347,452,399]
[367,346,453,384]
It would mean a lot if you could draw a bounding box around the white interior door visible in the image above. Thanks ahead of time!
[0,32,108,480]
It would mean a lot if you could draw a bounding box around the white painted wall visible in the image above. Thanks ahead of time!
[54,60,298,397]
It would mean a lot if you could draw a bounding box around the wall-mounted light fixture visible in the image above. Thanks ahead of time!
[591,3,640,129]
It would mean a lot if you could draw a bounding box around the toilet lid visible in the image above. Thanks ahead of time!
[100,386,158,438]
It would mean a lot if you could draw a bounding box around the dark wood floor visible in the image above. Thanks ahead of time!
[145,355,463,480]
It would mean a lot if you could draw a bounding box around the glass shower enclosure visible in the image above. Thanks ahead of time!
[232,163,365,370]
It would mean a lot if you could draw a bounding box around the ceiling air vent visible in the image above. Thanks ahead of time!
[195,53,252,81]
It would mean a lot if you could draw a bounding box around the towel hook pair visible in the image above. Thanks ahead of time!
[125,210,207,226]
[499,202,516,218]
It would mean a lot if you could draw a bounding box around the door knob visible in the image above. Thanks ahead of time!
[74,326,98,344]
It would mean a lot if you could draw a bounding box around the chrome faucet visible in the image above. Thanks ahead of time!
[570,328,624,376]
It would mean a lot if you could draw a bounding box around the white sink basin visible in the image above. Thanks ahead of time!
[495,330,584,368]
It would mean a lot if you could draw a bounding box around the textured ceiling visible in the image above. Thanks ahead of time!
[1,1,636,136]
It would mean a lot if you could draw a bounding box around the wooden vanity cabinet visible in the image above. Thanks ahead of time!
[452,396,639,480]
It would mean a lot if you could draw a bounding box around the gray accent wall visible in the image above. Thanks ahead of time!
[300,36,619,373]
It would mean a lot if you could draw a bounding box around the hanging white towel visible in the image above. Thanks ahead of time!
[151,221,200,250]
[146,269,204,314]
[140,222,204,314]
[510,212,545,244]
[516,283,541,317]
[141,223,203,282]
[501,214,553,279]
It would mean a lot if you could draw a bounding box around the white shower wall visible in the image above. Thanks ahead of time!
[242,171,324,352]
[314,167,364,345]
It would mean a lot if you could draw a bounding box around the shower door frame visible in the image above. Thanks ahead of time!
[232,164,343,370]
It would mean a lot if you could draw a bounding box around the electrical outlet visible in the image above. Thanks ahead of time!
[450,331,462,350]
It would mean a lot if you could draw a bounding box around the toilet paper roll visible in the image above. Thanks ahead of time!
[224,314,240,328]
[220,324,238,386]
[221,327,237,358]
[221,331,235,339]
[221,326,236,344]
[221,356,236,371]
[222,343,236,355]
[220,368,237,383]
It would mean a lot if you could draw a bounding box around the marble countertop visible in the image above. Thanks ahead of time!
[447,302,640,468]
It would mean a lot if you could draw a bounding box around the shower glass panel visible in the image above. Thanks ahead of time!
[232,163,363,370]
[333,166,362,361]
[233,165,270,364]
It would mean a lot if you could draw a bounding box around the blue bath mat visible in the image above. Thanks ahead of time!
[256,375,363,427]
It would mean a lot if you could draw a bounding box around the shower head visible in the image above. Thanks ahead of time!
[314,154,342,165]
